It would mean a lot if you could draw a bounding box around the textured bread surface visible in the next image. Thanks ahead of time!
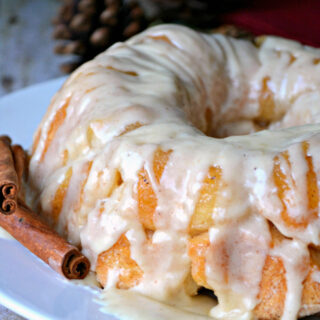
[28,25,320,319]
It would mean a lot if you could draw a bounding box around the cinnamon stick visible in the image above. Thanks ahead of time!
[0,136,18,215]
[0,200,90,279]
[0,137,90,279]
[11,144,27,187]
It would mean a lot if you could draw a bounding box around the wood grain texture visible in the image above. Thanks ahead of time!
[0,0,68,97]
[0,306,25,320]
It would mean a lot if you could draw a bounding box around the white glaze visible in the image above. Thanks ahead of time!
[28,25,320,319]
[99,289,215,320]
[271,240,309,320]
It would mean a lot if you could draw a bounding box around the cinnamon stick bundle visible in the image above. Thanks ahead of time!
[0,137,91,279]
[0,136,18,215]
[0,201,90,279]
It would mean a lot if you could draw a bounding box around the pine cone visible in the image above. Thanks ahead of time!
[53,0,251,73]
[53,0,149,73]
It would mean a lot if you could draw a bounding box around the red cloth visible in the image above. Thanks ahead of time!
[222,0,320,47]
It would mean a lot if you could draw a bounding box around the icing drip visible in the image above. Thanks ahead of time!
[271,240,309,320]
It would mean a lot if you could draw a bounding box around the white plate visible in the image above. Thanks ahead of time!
[0,78,117,320]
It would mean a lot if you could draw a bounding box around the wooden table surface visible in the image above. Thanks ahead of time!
[0,0,66,318]
[0,0,68,98]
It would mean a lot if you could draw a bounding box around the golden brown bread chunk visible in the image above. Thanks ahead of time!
[137,148,172,231]
[189,166,223,237]
[96,234,143,289]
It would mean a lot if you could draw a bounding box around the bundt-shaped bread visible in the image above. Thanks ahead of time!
[29,25,320,319]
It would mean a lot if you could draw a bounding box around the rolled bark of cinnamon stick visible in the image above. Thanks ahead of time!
[0,201,90,279]
[0,136,18,215]
[11,144,27,187]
